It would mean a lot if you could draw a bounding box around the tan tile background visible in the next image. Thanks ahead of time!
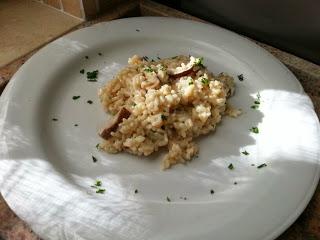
[43,0,61,9]
[61,0,83,18]
[0,0,83,68]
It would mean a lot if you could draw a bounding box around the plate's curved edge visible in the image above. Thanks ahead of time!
[0,16,319,240]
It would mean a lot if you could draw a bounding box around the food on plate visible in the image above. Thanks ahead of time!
[98,55,240,169]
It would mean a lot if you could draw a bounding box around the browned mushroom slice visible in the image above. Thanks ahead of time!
[169,68,194,78]
[99,107,131,140]
[167,56,197,78]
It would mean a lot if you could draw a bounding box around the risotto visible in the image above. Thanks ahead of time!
[98,55,240,169]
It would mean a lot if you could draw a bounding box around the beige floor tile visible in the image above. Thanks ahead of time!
[0,0,83,68]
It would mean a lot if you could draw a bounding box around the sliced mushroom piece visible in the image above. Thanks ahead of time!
[99,107,131,140]
[167,57,197,78]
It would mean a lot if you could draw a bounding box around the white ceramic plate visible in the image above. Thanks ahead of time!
[0,17,319,240]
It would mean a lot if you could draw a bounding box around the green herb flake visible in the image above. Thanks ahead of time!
[241,150,249,155]
[160,65,166,71]
[142,56,149,61]
[251,105,258,109]
[254,100,260,105]
[171,56,178,59]
[72,95,80,100]
[201,78,209,85]
[87,100,93,104]
[92,156,97,163]
[194,57,204,67]
[257,92,261,100]
[161,114,167,120]
[95,180,102,187]
[228,163,234,170]
[80,69,85,74]
[134,189,138,194]
[74,124,78,127]
[135,29,140,32]
[166,196,171,202]
[151,59,155,62]
[96,188,106,194]
[86,70,98,81]
[234,182,238,185]
[95,143,100,149]
[188,80,194,85]
[85,56,89,59]
[52,118,58,121]
[157,56,161,60]
[237,74,244,81]
[98,52,102,56]
[250,126,259,134]
[210,189,215,194]
[257,163,267,169]
[144,66,154,72]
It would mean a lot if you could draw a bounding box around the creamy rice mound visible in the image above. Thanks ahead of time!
[98,55,240,169]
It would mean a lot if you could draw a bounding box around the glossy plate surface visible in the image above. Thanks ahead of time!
[0,17,319,240]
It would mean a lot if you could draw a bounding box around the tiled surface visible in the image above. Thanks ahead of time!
[0,0,319,239]
[43,0,61,9]
[61,0,83,18]
[0,0,83,68]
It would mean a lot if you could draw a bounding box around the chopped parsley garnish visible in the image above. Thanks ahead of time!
[194,57,204,67]
[166,196,171,202]
[251,93,261,109]
[188,80,194,85]
[74,124,78,127]
[241,150,249,155]
[92,156,97,163]
[142,56,149,61]
[134,189,138,194]
[228,163,234,170]
[87,100,93,104]
[257,163,267,169]
[80,69,85,74]
[210,189,215,194]
[85,56,89,59]
[160,65,166,71]
[135,29,140,32]
[157,56,161,60]
[98,52,102,56]
[237,74,244,81]
[91,180,105,194]
[201,78,209,85]
[171,56,178,59]
[250,126,259,134]
[95,180,102,187]
[144,66,154,72]
[234,182,238,185]
[161,114,167,120]
[52,118,58,121]
[87,70,98,81]
[151,59,155,62]
[91,180,102,188]
[95,143,100,149]
[72,95,80,100]
[96,189,105,194]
